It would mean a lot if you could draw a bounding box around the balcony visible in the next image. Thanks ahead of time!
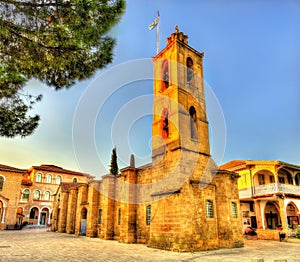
[239,183,300,199]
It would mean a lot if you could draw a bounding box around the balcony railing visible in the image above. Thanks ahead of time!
[239,183,300,199]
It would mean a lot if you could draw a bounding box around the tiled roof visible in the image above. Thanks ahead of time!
[31,164,93,178]
[219,160,246,170]
[0,164,26,173]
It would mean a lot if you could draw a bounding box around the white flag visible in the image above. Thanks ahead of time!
[148,15,159,30]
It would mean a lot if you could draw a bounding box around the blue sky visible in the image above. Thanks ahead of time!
[1,0,299,178]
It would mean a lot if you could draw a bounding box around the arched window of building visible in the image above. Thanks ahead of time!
[161,59,169,91]
[0,175,5,191]
[189,106,197,140]
[73,177,78,183]
[231,202,238,218]
[21,189,30,202]
[98,209,102,224]
[186,57,194,85]
[46,174,52,183]
[33,190,40,200]
[161,108,169,139]
[118,208,121,225]
[55,175,62,185]
[146,205,151,225]
[44,191,50,201]
[36,173,42,182]
[206,200,213,218]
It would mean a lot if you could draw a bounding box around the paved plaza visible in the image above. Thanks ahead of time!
[0,228,299,262]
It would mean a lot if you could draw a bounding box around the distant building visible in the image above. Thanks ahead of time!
[51,29,244,252]
[220,160,300,239]
[0,164,26,230]
[0,164,91,229]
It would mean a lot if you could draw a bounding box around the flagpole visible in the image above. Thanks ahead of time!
[156,11,160,54]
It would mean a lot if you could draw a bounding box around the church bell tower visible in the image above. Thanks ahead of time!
[152,26,210,168]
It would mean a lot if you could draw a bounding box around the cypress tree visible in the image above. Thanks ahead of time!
[110,147,119,176]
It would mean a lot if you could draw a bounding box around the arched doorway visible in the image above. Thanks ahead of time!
[29,207,39,225]
[40,207,49,226]
[265,202,281,229]
[80,207,87,236]
[286,202,299,229]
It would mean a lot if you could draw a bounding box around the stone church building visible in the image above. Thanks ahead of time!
[51,29,244,251]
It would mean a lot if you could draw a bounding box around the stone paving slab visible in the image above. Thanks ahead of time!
[0,228,299,262]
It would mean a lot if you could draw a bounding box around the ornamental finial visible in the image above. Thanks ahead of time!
[175,25,179,33]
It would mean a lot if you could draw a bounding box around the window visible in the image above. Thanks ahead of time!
[279,177,285,184]
[189,106,197,140]
[161,108,169,139]
[258,174,265,185]
[206,200,213,218]
[33,190,40,200]
[98,209,102,224]
[231,202,238,218]
[186,57,194,85]
[46,174,52,183]
[0,176,4,190]
[55,175,62,185]
[21,189,30,201]
[146,205,151,225]
[269,175,275,183]
[44,191,50,201]
[249,202,254,212]
[161,59,169,91]
[36,173,42,182]
[118,208,121,225]
[73,177,78,183]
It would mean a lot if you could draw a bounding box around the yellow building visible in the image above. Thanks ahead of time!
[220,160,300,239]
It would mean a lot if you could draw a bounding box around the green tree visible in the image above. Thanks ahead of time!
[109,147,119,176]
[0,0,125,137]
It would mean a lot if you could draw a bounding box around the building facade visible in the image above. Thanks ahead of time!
[0,163,90,229]
[0,164,25,230]
[220,160,300,239]
[51,29,244,252]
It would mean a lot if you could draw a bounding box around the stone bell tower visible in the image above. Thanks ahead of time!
[151,26,210,184]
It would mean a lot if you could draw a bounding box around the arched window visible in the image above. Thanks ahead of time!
[161,108,169,139]
[231,202,238,218]
[98,209,102,224]
[55,175,62,185]
[44,191,50,201]
[206,200,213,218]
[146,205,151,225]
[118,208,121,225]
[186,57,194,85]
[36,173,42,182]
[73,177,78,183]
[33,190,40,200]
[21,189,30,202]
[161,59,169,91]
[0,175,5,191]
[189,106,197,140]
[46,174,52,183]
